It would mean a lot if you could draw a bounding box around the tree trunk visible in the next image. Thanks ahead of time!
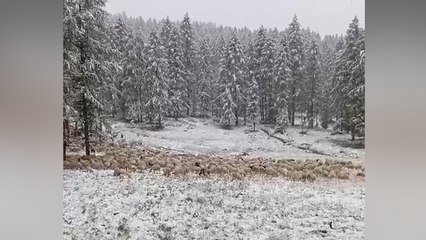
[290,84,296,126]
[243,108,247,125]
[308,101,314,128]
[351,125,356,141]
[63,119,67,161]
[82,95,90,156]
[64,118,70,142]
[74,120,78,136]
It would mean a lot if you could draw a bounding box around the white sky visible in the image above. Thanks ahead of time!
[105,0,365,36]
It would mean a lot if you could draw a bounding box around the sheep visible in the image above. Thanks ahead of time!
[331,164,343,173]
[137,161,147,171]
[173,165,185,176]
[277,168,289,177]
[163,167,172,177]
[90,160,103,170]
[265,167,278,177]
[68,160,82,170]
[231,171,243,181]
[337,171,350,180]
[110,160,119,169]
[242,167,252,175]
[150,164,161,173]
[304,163,317,170]
[80,159,91,168]
[313,166,323,175]
[301,171,317,182]
[288,171,302,181]
[103,160,111,169]
[327,170,337,179]
[113,168,128,177]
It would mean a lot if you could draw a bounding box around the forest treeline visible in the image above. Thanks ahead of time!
[63,0,365,155]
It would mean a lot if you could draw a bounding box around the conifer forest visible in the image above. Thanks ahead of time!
[63,1,365,239]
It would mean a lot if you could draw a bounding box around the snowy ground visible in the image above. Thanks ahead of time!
[110,117,364,162]
[63,170,365,240]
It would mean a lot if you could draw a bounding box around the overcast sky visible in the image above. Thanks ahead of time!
[105,0,364,36]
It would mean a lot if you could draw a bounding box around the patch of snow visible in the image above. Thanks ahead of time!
[110,117,364,162]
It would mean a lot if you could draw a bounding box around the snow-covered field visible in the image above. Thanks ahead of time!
[63,170,365,240]
[110,117,364,161]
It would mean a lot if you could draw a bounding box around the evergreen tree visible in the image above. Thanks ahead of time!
[166,25,188,118]
[273,38,291,132]
[211,36,228,119]
[111,17,133,119]
[219,33,245,126]
[121,29,146,122]
[196,37,214,117]
[287,15,304,126]
[65,0,109,155]
[254,26,276,122]
[318,42,336,129]
[246,76,260,131]
[332,17,365,140]
[180,13,197,115]
[145,30,169,127]
[306,40,321,128]
[219,88,236,128]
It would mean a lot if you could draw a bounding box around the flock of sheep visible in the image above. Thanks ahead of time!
[64,147,365,182]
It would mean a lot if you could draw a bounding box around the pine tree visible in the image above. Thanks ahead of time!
[211,36,228,119]
[287,15,304,126]
[219,33,245,126]
[166,25,188,118]
[244,40,257,125]
[318,41,336,129]
[306,40,321,128]
[196,37,214,117]
[111,17,133,119]
[332,17,365,140]
[219,88,236,128]
[273,38,291,132]
[180,13,197,115]
[145,30,169,127]
[246,76,260,131]
[65,0,109,155]
[254,26,276,122]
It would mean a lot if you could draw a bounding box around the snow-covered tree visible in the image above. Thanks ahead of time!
[219,88,237,128]
[287,15,305,126]
[218,33,246,126]
[166,25,188,118]
[246,76,260,131]
[64,0,109,155]
[145,30,169,127]
[254,26,276,122]
[121,29,146,122]
[180,13,197,115]
[196,37,214,117]
[332,17,365,140]
[305,40,321,128]
[211,36,228,119]
[273,38,291,132]
[110,17,133,119]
